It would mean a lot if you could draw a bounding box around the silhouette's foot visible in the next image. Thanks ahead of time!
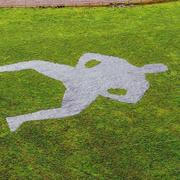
[6,117,23,132]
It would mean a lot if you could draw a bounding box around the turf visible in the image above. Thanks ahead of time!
[85,59,101,68]
[0,2,179,179]
[108,88,127,96]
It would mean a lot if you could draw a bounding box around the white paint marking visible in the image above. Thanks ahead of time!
[0,53,168,131]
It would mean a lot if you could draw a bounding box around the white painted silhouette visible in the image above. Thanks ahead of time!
[0,53,168,132]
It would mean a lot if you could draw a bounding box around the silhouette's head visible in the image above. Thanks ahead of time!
[76,53,128,70]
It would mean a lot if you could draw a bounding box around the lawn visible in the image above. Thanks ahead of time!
[0,2,179,179]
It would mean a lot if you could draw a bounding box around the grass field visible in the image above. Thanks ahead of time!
[0,2,179,179]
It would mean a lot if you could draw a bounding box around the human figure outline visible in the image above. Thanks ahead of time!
[0,53,168,131]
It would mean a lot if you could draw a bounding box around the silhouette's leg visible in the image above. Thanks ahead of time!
[102,81,149,104]
[6,89,98,132]
[6,108,68,132]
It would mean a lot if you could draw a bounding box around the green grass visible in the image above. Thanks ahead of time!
[85,59,101,68]
[0,2,179,179]
[108,88,127,96]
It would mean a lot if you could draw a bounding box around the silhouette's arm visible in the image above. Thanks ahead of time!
[102,91,137,104]
[0,60,52,72]
[102,81,149,104]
